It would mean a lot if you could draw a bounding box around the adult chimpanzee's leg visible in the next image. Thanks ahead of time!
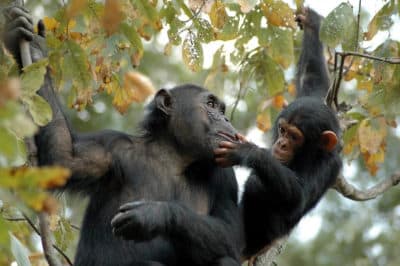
[295,8,330,98]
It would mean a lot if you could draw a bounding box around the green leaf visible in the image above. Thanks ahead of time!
[215,16,239,41]
[63,40,91,87]
[120,23,143,53]
[195,18,214,43]
[10,233,32,266]
[266,26,294,69]
[23,94,53,127]
[0,127,18,162]
[372,40,398,83]
[320,3,355,48]
[182,32,204,72]
[255,53,285,96]
[20,59,48,96]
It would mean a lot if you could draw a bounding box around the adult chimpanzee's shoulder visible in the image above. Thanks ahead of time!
[77,130,134,150]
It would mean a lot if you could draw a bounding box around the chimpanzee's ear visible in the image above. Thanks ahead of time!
[320,130,338,152]
[155,89,173,115]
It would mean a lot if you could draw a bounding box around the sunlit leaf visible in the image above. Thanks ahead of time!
[123,71,155,103]
[209,0,227,29]
[21,59,48,96]
[320,3,355,48]
[261,0,296,29]
[358,118,387,155]
[364,1,396,41]
[182,32,203,72]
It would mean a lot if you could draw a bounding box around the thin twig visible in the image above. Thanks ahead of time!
[337,51,400,64]
[22,214,73,266]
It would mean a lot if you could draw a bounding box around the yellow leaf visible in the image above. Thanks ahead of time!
[362,146,385,176]
[209,0,227,29]
[102,0,124,35]
[344,70,357,81]
[358,118,387,154]
[357,79,373,92]
[48,214,60,231]
[287,82,296,96]
[256,109,272,132]
[261,0,296,29]
[124,71,155,102]
[43,17,59,32]
[112,72,155,114]
[272,94,285,109]
[67,0,89,18]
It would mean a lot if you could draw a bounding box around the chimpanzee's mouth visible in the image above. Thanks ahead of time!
[217,131,238,142]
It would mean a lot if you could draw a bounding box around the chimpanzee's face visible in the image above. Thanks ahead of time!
[168,88,238,160]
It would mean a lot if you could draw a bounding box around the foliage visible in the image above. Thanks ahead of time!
[0,0,399,264]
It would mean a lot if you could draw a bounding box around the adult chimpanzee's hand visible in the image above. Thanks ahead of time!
[2,6,47,67]
[111,201,169,241]
[214,133,258,167]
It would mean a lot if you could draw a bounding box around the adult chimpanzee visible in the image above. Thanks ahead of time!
[3,6,242,266]
[214,7,342,260]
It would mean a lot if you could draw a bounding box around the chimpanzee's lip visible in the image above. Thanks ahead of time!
[217,131,238,142]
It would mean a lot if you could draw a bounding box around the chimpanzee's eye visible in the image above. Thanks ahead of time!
[207,100,215,108]
[279,126,285,135]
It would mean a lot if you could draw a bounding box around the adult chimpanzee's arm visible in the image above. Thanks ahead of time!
[3,6,114,192]
[295,8,329,98]
[112,169,242,264]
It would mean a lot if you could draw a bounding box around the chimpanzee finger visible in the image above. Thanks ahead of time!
[112,215,137,237]
[4,6,33,24]
[38,20,46,37]
[236,133,247,143]
[118,200,145,212]
[5,14,34,31]
[111,210,135,229]
[218,141,237,149]
[5,25,34,42]
[214,148,229,156]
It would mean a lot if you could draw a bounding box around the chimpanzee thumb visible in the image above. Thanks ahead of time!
[38,20,46,37]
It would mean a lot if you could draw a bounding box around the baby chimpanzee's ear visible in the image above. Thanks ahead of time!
[320,131,338,152]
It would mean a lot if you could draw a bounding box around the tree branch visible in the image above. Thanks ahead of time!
[332,172,400,201]
[12,1,62,266]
